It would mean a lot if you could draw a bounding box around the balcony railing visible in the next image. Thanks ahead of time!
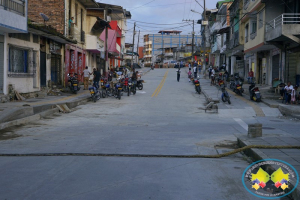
[228,31,240,49]
[0,0,25,16]
[266,13,300,32]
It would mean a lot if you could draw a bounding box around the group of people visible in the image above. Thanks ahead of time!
[279,82,299,104]
[82,66,101,90]
[207,65,229,86]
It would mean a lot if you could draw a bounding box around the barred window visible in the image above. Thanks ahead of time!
[8,46,36,77]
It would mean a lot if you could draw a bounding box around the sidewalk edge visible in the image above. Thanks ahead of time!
[237,137,300,199]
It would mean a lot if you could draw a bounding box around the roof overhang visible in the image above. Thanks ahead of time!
[28,24,77,44]
[218,27,230,34]
[77,0,99,8]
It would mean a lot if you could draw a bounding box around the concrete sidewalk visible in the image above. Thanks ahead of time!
[0,88,90,130]
[196,73,300,199]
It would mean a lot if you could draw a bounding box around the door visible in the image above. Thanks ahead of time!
[0,35,4,93]
[272,54,280,81]
[40,52,46,87]
[51,54,62,85]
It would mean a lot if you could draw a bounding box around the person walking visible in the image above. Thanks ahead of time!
[210,67,215,86]
[188,62,191,71]
[193,65,197,78]
[82,66,91,90]
[177,67,181,82]
[188,70,192,82]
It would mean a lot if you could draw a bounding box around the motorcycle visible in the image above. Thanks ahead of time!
[129,78,136,95]
[89,85,101,102]
[100,77,107,98]
[68,73,80,94]
[193,77,201,94]
[230,73,244,96]
[249,82,261,102]
[113,82,123,100]
[137,80,143,90]
[219,80,231,104]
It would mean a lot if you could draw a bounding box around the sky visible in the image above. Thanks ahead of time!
[96,0,221,44]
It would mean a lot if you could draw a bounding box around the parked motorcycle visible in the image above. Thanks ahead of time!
[129,78,136,95]
[230,73,244,96]
[68,73,80,94]
[114,82,123,100]
[137,80,143,90]
[249,82,261,102]
[89,85,101,102]
[219,80,231,104]
[100,77,107,98]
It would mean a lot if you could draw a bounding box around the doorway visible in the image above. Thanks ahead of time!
[40,51,46,87]
[0,35,4,93]
[51,54,62,85]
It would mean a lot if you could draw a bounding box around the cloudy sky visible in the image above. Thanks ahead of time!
[96,0,220,43]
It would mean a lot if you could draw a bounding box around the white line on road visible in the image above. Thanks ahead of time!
[233,118,248,131]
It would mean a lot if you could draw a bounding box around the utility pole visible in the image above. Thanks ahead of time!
[161,39,164,67]
[104,6,109,74]
[136,30,140,64]
[182,19,195,63]
[131,22,136,70]
[203,0,207,73]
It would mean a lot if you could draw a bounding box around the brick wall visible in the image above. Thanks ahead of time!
[28,0,65,34]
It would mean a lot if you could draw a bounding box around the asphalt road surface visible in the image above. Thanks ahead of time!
[0,68,295,200]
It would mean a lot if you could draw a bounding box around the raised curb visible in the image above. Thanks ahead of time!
[237,137,300,200]
[0,97,89,131]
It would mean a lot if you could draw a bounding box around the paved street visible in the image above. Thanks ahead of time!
[0,68,298,199]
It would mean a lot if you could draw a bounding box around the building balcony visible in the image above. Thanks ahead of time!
[144,54,152,58]
[211,42,220,53]
[0,0,27,33]
[266,13,300,46]
[145,41,152,45]
[86,34,104,53]
[228,31,240,49]
[164,52,173,57]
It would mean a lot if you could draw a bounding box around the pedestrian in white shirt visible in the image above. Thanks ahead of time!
[284,82,293,104]
[82,66,91,90]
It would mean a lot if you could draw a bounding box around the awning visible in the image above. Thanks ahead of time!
[218,27,230,34]
[109,55,123,61]
[28,24,77,44]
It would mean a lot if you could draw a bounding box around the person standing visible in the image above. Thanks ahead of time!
[82,66,91,90]
[93,68,101,89]
[188,62,191,71]
[211,67,215,86]
[248,69,254,83]
[177,67,181,82]
[69,17,74,35]
[284,82,294,104]
[193,65,197,78]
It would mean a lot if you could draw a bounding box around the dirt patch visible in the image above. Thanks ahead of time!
[214,141,238,149]
[0,126,22,141]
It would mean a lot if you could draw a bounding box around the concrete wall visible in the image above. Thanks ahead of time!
[0,0,27,33]
[5,33,40,94]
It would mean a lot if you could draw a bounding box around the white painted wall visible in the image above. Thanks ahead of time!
[5,33,40,94]
[0,1,27,33]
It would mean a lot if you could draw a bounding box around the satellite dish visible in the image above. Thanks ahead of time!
[40,13,50,24]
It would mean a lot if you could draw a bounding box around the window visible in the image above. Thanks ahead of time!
[258,11,263,29]
[75,3,78,25]
[9,33,30,41]
[33,34,39,43]
[251,21,257,34]
[8,46,36,77]
[245,24,249,43]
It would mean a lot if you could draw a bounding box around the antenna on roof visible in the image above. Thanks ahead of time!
[40,13,50,25]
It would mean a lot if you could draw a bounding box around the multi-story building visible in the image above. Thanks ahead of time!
[228,0,245,75]
[264,0,300,85]
[143,30,202,67]
[242,0,275,84]
[28,0,99,86]
[216,0,233,71]
[0,0,28,94]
